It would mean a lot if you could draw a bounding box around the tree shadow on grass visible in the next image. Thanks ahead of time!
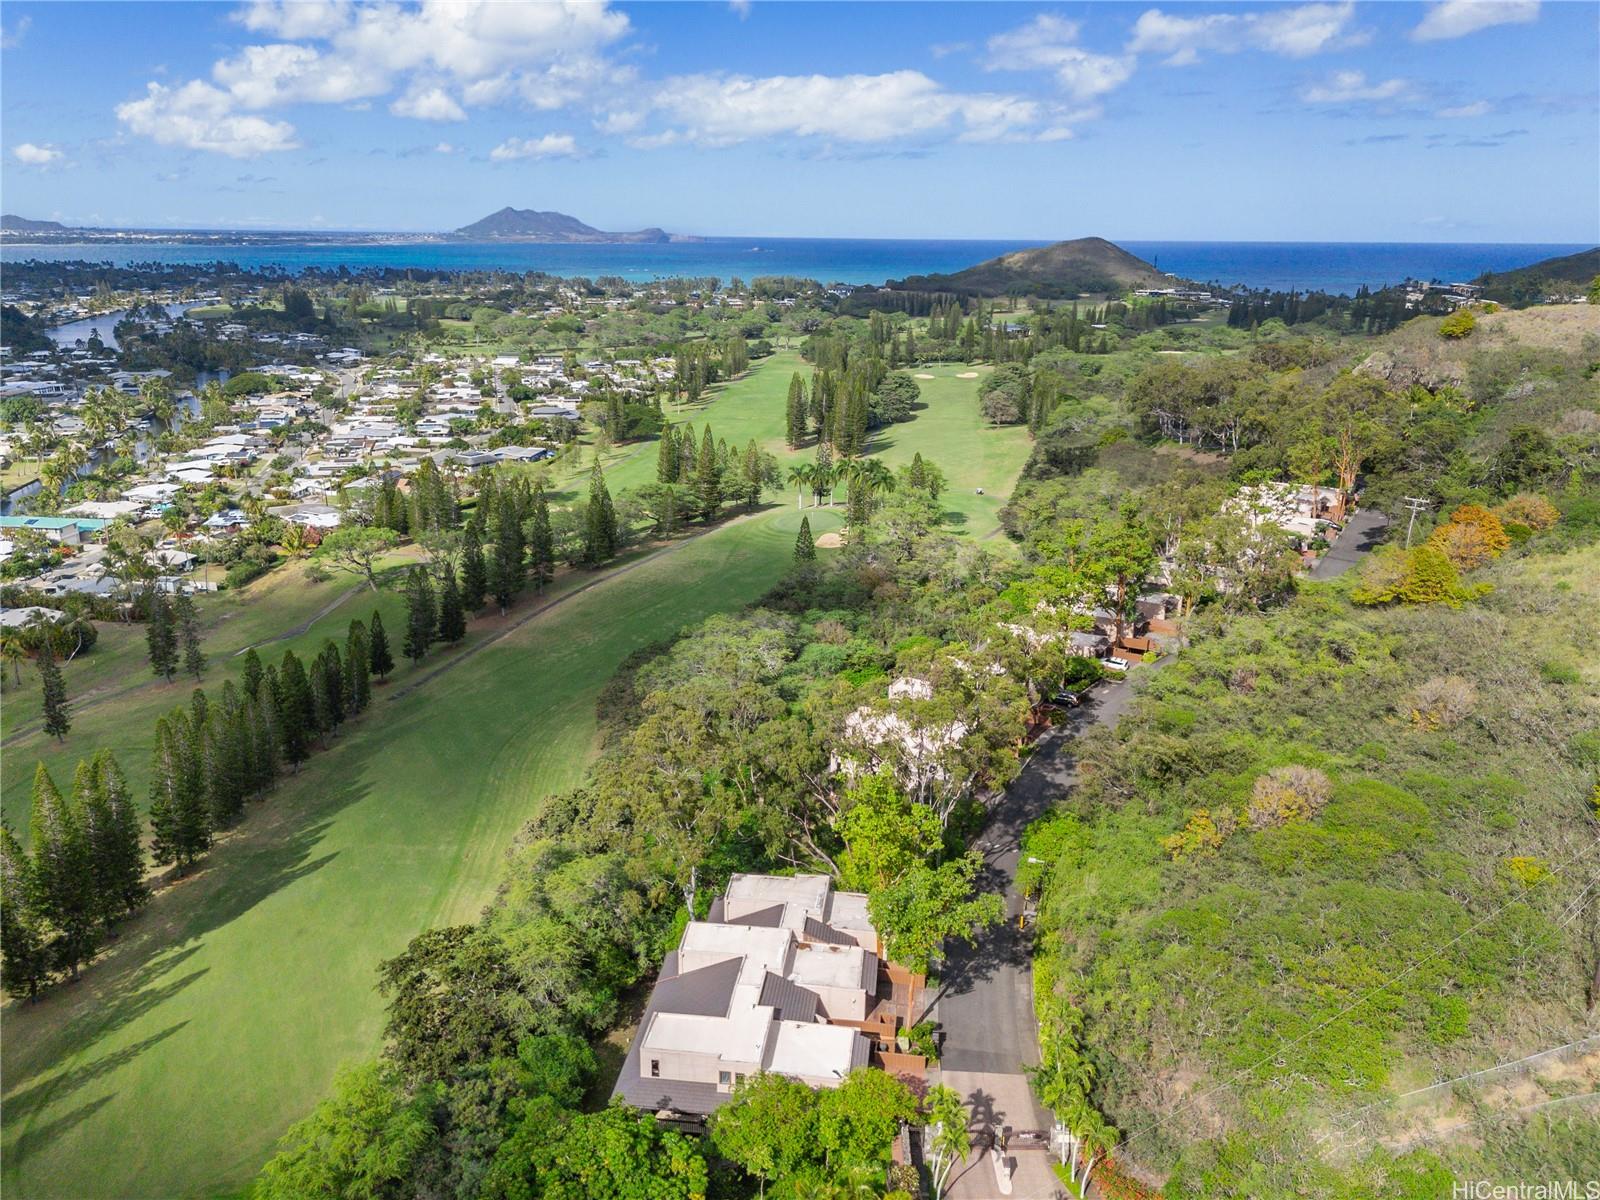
[4,782,363,1092]
[3,1021,190,1123]
[9,1093,117,1165]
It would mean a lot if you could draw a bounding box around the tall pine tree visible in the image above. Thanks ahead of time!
[437,571,466,644]
[91,750,147,919]
[368,611,395,680]
[582,466,618,565]
[276,651,314,768]
[785,373,808,448]
[695,426,722,521]
[794,515,817,562]
[241,647,264,698]
[145,589,178,681]
[459,524,487,611]
[344,620,372,714]
[0,819,49,998]
[528,485,554,593]
[38,648,70,742]
[29,763,97,975]
[402,567,436,664]
[657,424,680,483]
[490,493,523,615]
[174,590,206,679]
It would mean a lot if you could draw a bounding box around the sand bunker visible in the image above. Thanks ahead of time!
[915,373,935,380]
[815,532,845,548]
[956,371,979,378]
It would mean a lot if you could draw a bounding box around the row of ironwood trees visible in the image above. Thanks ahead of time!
[0,612,398,1000]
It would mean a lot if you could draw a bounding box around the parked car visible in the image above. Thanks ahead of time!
[1104,656,1131,672]
[1049,689,1083,707]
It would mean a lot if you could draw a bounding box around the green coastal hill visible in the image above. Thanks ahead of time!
[1477,245,1599,305]
[0,214,69,233]
[885,235,1171,298]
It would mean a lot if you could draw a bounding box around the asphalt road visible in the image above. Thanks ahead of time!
[1308,508,1389,579]
[933,678,1145,1077]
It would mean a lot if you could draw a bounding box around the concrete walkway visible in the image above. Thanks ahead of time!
[929,679,1149,1199]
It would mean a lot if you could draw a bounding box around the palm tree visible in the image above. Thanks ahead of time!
[141,375,178,429]
[854,457,896,498]
[0,630,26,686]
[277,521,309,558]
[787,463,814,510]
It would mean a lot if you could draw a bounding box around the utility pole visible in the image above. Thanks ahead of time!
[1402,496,1431,549]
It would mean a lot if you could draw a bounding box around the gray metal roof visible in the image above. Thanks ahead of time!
[729,904,786,929]
[758,972,820,1023]
[802,916,854,946]
[611,950,737,1117]
[651,954,741,1018]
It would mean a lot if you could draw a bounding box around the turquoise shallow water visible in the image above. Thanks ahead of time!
[2,236,1589,295]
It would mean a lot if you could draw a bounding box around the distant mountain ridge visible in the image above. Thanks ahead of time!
[1,214,68,232]
[885,236,1171,298]
[452,207,673,244]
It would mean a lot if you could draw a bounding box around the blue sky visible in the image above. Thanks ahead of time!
[2,0,1595,241]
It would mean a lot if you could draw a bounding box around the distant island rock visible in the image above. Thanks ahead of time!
[1,214,70,233]
[885,236,1170,298]
[452,207,675,244]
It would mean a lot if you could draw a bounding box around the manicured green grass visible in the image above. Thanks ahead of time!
[867,363,1028,537]
[2,553,423,835]
[550,352,1029,539]
[0,353,1032,1200]
[0,505,845,1200]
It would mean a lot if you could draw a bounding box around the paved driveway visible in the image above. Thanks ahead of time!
[1308,508,1389,579]
[928,678,1151,1198]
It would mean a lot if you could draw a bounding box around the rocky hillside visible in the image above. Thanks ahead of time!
[452,206,671,243]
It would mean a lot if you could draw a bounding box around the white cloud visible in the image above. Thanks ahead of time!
[1,14,32,48]
[13,142,64,165]
[236,0,353,40]
[123,0,633,156]
[434,141,456,154]
[1437,100,1492,118]
[986,15,1134,101]
[212,42,388,108]
[1129,2,1360,63]
[596,109,645,135]
[1413,0,1539,41]
[490,132,580,160]
[390,85,467,122]
[115,81,300,158]
[333,0,629,85]
[649,70,1042,146]
[1301,70,1410,104]
[729,0,751,17]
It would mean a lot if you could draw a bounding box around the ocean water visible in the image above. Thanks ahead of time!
[2,236,1590,296]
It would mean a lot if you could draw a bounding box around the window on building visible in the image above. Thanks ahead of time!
[649,1060,660,1078]
[718,1071,732,1090]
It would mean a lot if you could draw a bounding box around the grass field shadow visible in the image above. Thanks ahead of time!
[9,1094,117,1164]
[3,1022,190,1122]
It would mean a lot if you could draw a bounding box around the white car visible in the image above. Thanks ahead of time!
[1104,656,1131,672]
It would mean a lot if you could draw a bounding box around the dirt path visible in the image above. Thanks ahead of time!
[230,581,364,656]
